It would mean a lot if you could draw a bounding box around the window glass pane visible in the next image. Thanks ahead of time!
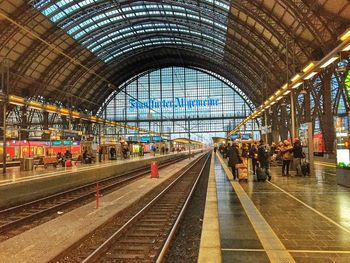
[98,67,255,141]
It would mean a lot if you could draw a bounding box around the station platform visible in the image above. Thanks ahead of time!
[199,153,350,263]
[0,151,193,207]
[0,153,203,263]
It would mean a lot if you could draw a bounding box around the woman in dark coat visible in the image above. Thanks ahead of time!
[226,143,241,180]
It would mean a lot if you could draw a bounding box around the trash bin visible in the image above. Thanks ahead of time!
[20,158,25,171]
[24,158,34,171]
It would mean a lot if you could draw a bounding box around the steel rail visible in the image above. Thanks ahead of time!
[0,155,188,234]
[156,152,211,262]
[81,152,209,263]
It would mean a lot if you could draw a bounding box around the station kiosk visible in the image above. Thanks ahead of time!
[335,114,350,187]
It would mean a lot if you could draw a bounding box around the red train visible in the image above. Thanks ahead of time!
[1,140,83,161]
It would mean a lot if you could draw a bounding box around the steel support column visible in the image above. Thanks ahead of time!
[20,107,29,140]
[0,60,10,174]
[279,104,289,141]
[270,106,279,143]
[320,71,335,156]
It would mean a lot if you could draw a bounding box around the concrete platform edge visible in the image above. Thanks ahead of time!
[198,153,222,263]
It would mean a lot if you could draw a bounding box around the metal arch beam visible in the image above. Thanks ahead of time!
[45,0,304,81]
[34,0,314,67]
[80,51,258,109]
[81,49,259,110]
[51,0,228,29]
[76,17,225,51]
[96,66,256,117]
[62,11,227,44]
[0,7,100,102]
[67,17,278,100]
[26,0,296,95]
[93,32,225,59]
[93,35,261,81]
[4,0,342,110]
[16,0,312,103]
[33,0,290,85]
[281,0,336,49]
[74,32,267,106]
[84,48,262,109]
[74,14,280,82]
[80,46,262,107]
[226,13,286,72]
[65,23,280,104]
[231,0,311,64]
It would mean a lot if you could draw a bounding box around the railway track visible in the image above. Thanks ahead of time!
[77,152,211,263]
[0,155,190,240]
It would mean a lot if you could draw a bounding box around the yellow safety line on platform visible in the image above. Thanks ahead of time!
[288,250,350,254]
[217,154,296,263]
[198,154,222,263]
[267,182,350,235]
[314,161,336,168]
[222,248,350,254]
[321,171,336,176]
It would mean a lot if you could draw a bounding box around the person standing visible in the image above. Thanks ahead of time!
[226,142,241,180]
[292,139,304,176]
[249,142,259,175]
[257,140,271,181]
[281,140,293,176]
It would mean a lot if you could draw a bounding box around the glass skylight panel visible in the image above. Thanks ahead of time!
[34,1,230,63]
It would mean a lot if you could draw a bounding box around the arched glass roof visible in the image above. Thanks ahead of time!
[33,0,230,63]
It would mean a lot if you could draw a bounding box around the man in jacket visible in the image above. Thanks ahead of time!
[226,142,241,180]
[293,139,304,176]
[249,142,258,175]
[257,140,271,181]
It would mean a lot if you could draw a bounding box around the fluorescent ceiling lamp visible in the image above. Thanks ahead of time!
[28,101,43,110]
[320,56,339,68]
[275,90,281,96]
[291,74,301,82]
[8,95,25,106]
[269,95,274,101]
[283,90,291,95]
[270,101,276,105]
[46,105,58,113]
[276,96,283,101]
[281,83,288,90]
[292,82,303,89]
[302,62,316,73]
[340,28,350,42]
[342,43,350,52]
[304,71,318,80]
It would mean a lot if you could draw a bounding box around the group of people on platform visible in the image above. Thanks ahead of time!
[56,150,73,167]
[214,138,307,181]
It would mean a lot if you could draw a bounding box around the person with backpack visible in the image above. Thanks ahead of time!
[257,139,271,181]
[226,142,241,181]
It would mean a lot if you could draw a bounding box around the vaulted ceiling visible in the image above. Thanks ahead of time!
[0,0,349,112]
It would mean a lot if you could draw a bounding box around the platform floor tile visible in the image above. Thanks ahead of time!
[214,157,270,263]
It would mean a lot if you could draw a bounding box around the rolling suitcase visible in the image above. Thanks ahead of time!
[256,167,267,181]
[65,159,72,167]
[236,163,248,182]
[301,160,310,176]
